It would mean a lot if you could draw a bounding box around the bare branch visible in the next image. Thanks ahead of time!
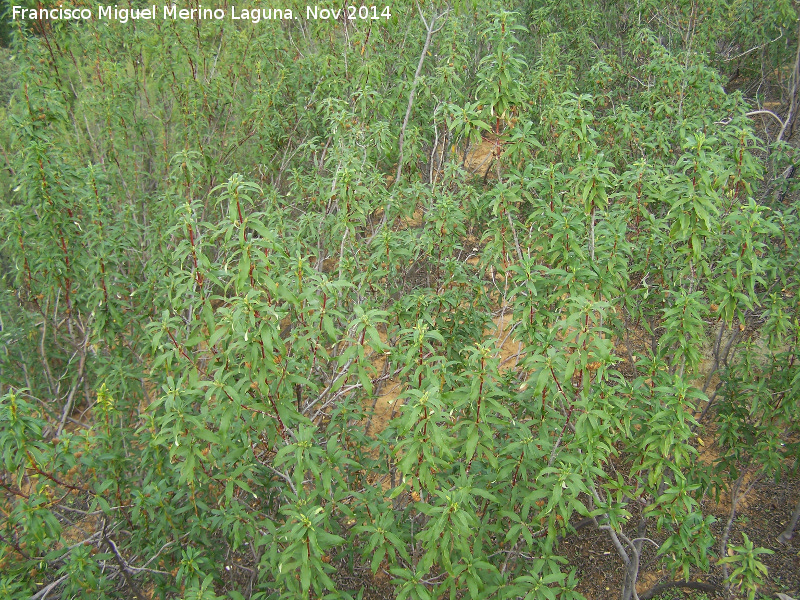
[102,521,148,600]
[368,4,449,245]
[746,109,785,127]
[723,32,784,62]
[778,18,800,142]
[30,575,69,600]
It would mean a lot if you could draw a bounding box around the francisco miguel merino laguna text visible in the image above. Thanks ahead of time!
[12,4,393,23]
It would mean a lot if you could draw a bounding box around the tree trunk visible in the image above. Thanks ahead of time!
[778,495,800,544]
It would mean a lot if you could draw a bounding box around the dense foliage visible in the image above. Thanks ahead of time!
[1,1,799,599]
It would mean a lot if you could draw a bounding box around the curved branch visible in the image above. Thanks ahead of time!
[746,110,785,127]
